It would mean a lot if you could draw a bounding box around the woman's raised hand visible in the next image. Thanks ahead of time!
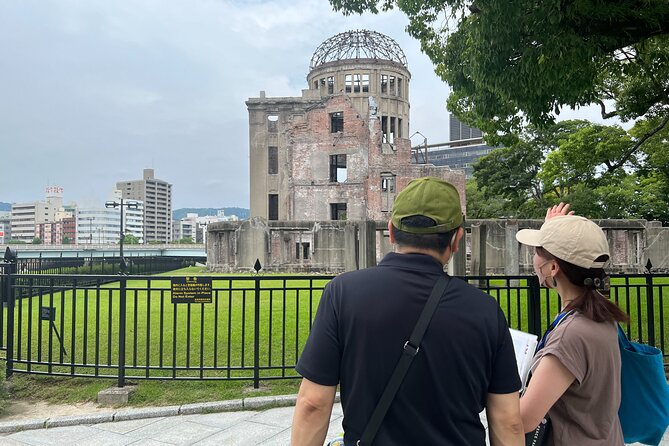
[545,203,574,221]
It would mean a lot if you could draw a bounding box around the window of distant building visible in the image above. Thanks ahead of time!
[329,154,347,182]
[268,194,278,220]
[380,74,388,94]
[353,74,361,93]
[268,115,279,133]
[327,76,334,94]
[296,242,310,260]
[389,76,396,96]
[268,146,278,175]
[330,203,347,220]
[330,112,344,133]
[345,74,353,93]
[362,74,370,93]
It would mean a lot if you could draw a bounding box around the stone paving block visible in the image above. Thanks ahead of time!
[123,440,174,446]
[98,386,137,406]
[149,420,221,446]
[46,412,115,428]
[190,421,283,445]
[0,419,47,434]
[71,429,135,446]
[177,411,256,430]
[179,399,243,415]
[0,437,27,446]
[7,424,98,445]
[122,417,183,440]
[93,417,164,435]
[272,394,297,407]
[256,427,291,445]
[114,406,179,422]
[248,405,295,428]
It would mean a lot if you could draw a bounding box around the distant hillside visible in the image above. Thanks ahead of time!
[173,207,249,220]
[0,202,11,212]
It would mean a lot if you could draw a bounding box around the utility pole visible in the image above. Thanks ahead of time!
[105,198,139,274]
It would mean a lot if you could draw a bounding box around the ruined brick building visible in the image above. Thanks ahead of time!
[247,30,464,222]
[208,30,465,272]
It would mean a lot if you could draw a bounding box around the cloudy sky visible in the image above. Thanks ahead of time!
[0,0,609,209]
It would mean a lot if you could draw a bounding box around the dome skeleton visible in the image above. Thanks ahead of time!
[309,30,408,70]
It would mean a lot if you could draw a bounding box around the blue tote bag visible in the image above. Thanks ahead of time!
[618,325,669,445]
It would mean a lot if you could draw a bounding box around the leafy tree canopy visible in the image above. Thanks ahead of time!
[469,119,669,222]
[330,0,669,149]
[123,234,140,245]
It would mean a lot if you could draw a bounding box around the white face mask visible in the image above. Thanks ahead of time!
[536,260,554,288]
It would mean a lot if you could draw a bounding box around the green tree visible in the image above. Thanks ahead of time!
[330,0,669,151]
[62,236,71,244]
[175,237,194,244]
[31,237,42,244]
[123,234,140,244]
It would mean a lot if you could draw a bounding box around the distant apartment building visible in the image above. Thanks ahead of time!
[117,169,172,243]
[77,208,121,245]
[173,214,224,243]
[36,221,63,245]
[10,186,65,243]
[0,212,11,244]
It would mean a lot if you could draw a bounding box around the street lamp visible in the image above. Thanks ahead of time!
[105,198,139,274]
[83,217,94,245]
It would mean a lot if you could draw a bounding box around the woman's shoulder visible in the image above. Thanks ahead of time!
[553,312,616,343]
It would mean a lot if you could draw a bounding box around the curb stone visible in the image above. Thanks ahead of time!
[0,393,321,435]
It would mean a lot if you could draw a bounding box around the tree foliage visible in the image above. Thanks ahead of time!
[330,0,669,151]
[469,119,669,222]
[123,234,140,244]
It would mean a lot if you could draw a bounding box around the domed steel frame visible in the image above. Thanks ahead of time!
[309,29,408,70]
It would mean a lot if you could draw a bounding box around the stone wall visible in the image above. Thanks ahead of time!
[208,218,669,274]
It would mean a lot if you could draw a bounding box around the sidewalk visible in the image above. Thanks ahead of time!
[0,398,666,445]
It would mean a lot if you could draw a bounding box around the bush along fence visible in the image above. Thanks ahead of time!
[0,268,667,387]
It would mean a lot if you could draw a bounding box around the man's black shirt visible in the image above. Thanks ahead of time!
[296,252,521,446]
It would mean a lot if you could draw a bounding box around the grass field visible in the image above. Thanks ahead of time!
[1,267,668,412]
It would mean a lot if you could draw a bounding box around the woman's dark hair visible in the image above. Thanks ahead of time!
[392,215,458,252]
[536,247,629,323]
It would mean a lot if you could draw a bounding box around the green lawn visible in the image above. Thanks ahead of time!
[1,268,667,412]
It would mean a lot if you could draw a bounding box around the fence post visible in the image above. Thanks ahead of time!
[5,260,16,378]
[118,276,127,387]
[253,274,261,389]
[527,275,542,337]
[645,272,656,347]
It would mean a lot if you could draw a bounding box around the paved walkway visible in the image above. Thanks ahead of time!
[0,401,666,445]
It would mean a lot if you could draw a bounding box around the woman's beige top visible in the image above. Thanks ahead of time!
[532,312,624,446]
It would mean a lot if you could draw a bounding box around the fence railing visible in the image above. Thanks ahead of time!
[1,271,667,386]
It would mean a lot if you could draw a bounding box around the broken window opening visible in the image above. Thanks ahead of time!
[296,242,310,260]
[389,76,396,96]
[268,115,279,133]
[330,112,344,133]
[268,194,279,221]
[380,74,388,94]
[381,116,388,143]
[327,76,334,94]
[362,74,370,93]
[329,154,347,183]
[313,81,318,90]
[381,173,396,212]
[397,78,403,97]
[268,146,278,175]
[330,203,347,221]
[389,117,396,144]
[381,173,396,192]
[345,74,353,93]
[398,118,403,138]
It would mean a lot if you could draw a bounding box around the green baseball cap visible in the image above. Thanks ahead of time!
[391,177,464,234]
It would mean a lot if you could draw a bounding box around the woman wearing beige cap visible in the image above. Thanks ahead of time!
[516,204,628,445]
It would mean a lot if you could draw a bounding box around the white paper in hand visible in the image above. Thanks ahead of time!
[509,328,538,390]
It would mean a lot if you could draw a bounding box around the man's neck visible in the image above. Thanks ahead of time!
[395,246,450,266]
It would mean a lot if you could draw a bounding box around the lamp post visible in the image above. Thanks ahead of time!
[105,198,139,274]
[83,217,94,245]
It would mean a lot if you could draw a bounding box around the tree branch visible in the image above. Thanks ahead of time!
[597,100,619,119]
[608,113,669,172]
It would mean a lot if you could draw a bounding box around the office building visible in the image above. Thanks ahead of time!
[117,169,172,243]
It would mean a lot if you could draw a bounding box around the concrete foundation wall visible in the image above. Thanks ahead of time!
[208,219,669,274]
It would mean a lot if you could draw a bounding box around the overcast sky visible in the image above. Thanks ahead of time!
[0,0,610,209]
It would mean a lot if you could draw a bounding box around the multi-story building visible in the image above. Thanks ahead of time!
[0,212,11,244]
[10,187,65,243]
[421,115,496,178]
[117,169,172,243]
[76,208,121,245]
[36,221,63,245]
[248,30,464,222]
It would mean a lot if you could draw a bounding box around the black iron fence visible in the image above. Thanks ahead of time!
[1,271,667,387]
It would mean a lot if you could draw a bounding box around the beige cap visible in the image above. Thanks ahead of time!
[516,215,610,269]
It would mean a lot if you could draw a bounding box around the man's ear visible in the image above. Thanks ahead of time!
[450,227,464,253]
[388,219,395,244]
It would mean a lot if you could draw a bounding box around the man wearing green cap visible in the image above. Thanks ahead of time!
[292,177,523,446]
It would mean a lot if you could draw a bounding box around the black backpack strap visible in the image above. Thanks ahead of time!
[357,274,451,446]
